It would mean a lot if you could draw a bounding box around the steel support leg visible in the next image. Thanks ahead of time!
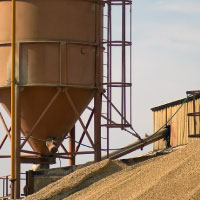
[15,85,21,199]
[68,126,75,166]
[94,93,102,162]
[94,1,103,162]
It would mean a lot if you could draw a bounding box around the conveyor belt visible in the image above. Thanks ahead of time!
[102,127,170,160]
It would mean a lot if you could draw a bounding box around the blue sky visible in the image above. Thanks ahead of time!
[133,0,200,136]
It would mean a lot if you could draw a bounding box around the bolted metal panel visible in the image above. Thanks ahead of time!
[0,0,96,43]
[19,42,60,85]
[62,43,96,86]
[0,45,11,86]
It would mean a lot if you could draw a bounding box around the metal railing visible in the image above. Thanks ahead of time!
[0,175,10,199]
[0,173,26,199]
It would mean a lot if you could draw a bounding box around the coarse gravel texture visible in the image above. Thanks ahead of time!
[24,138,200,200]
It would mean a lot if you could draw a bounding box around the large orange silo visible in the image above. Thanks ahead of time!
[0,0,103,156]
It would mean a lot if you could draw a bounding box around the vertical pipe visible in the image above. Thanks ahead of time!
[15,85,21,199]
[68,126,75,166]
[11,0,16,198]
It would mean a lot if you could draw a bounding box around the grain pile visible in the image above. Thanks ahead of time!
[24,139,200,200]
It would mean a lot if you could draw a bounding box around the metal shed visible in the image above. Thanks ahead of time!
[151,91,200,151]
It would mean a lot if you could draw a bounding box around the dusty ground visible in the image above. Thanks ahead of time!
[24,138,200,200]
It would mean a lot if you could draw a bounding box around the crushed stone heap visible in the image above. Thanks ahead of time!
[24,138,200,200]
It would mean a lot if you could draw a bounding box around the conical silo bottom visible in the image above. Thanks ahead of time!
[0,86,95,155]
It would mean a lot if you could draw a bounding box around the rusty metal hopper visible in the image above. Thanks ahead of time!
[0,0,102,155]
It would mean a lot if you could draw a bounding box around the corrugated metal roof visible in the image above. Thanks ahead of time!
[151,94,200,112]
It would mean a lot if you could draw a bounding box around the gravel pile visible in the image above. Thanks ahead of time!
[24,138,200,200]
[23,159,126,200]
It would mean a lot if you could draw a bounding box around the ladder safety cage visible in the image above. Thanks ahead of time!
[102,0,137,157]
